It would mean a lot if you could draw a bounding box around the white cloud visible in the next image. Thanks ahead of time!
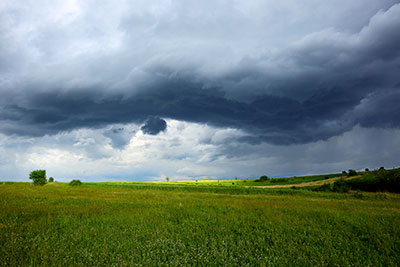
[1,120,399,181]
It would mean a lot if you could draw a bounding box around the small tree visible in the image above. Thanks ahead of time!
[342,171,347,176]
[48,177,54,183]
[69,179,82,186]
[365,168,369,172]
[29,170,47,185]
[166,177,170,182]
[259,175,269,181]
[348,169,357,177]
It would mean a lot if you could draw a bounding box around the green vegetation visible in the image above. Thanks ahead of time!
[2,169,399,265]
[29,170,47,186]
[314,169,400,193]
[69,179,82,186]
[256,175,269,182]
[1,180,399,266]
[151,173,340,187]
[48,177,54,183]
[348,169,358,177]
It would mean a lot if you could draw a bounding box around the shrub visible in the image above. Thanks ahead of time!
[348,169,357,177]
[270,178,289,183]
[342,171,347,176]
[332,179,350,193]
[29,170,47,186]
[69,179,82,186]
[48,177,54,183]
[313,168,400,193]
[365,168,369,172]
[255,175,269,182]
[313,183,332,192]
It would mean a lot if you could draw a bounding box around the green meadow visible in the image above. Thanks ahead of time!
[1,178,400,266]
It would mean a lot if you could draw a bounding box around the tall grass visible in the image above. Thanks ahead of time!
[1,183,399,266]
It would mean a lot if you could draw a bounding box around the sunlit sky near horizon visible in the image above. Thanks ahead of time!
[1,0,400,181]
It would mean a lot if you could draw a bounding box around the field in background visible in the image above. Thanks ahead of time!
[91,173,342,187]
[1,181,399,266]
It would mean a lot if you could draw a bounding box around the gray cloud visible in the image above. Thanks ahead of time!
[103,126,135,149]
[141,117,167,135]
[0,1,399,147]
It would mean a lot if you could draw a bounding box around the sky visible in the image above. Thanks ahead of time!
[1,0,400,181]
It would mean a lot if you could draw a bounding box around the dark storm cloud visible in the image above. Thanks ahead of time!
[0,3,400,145]
[141,117,167,135]
[140,117,167,135]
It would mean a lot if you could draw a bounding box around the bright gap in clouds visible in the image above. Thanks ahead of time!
[1,120,399,182]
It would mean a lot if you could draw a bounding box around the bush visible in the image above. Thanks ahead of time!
[348,169,357,177]
[332,179,350,193]
[313,168,400,193]
[342,171,347,176]
[69,179,82,186]
[48,177,54,183]
[270,178,289,183]
[29,170,47,185]
[254,175,269,182]
[313,183,332,192]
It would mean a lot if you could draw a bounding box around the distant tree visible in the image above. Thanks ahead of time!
[379,166,385,171]
[166,177,170,182]
[342,171,347,176]
[29,170,47,186]
[348,169,357,177]
[48,177,54,183]
[235,177,238,180]
[259,175,269,181]
[69,179,82,186]
[365,168,369,172]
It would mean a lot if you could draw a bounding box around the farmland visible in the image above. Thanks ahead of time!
[1,175,400,266]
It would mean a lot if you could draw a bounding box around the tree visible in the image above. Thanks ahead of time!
[342,171,347,176]
[365,168,369,172]
[29,170,47,185]
[69,179,82,186]
[348,169,357,177]
[48,177,54,183]
[259,175,269,181]
[166,177,170,182]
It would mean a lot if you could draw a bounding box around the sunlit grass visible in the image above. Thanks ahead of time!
[1,183,399,266]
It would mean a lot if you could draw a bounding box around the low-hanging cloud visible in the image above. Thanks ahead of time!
[141,117,167,135]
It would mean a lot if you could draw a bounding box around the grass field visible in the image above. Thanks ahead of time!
[1,181,399,266]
